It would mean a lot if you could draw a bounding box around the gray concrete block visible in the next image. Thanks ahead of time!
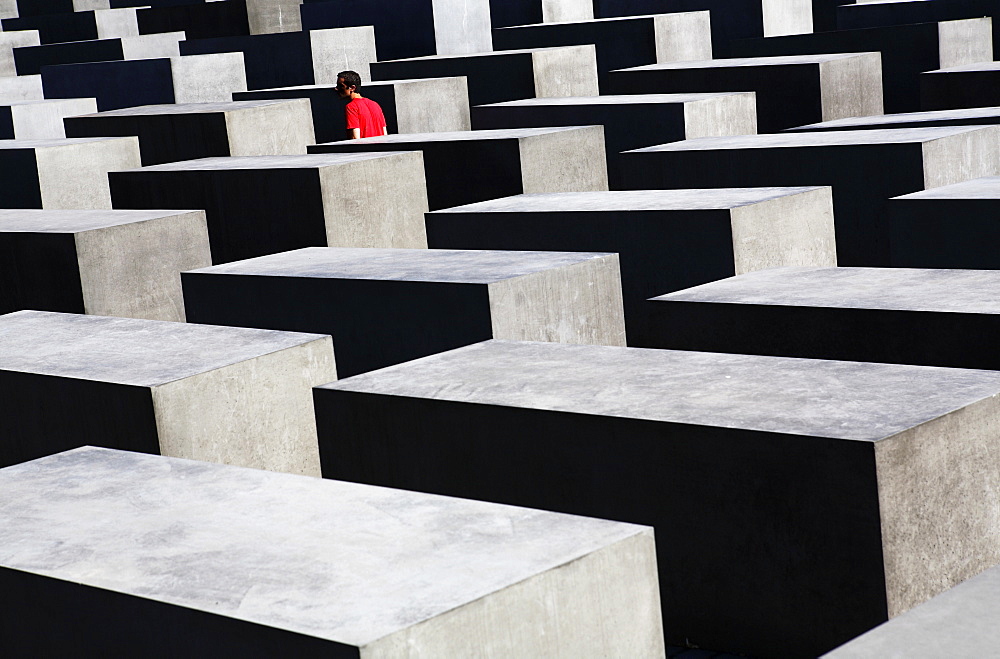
[314,338,1000,656]
[0,446,664,656]
[791,105,1000,132]
[0,208,210,321]
[493,13,712,83]
[16,0,110,18]
[0,136,141,209]
[2,7,140,44]
[836,0,1000,56]
[182,246,626,376]
[646,266,1000,370]
[135,0,252,40]
[619,126,1000,265]
[12,31,183,76]
[426,188,835,345]
[608,52,884,133]
[370,45,598,106]
[110,153,428,263]
[309,126,608,211]
[41,53,247,111]
[0,73,43,101]
[920,61,1000,111]
[245,0,302,33]
[64,100,315,166]
[236,76,471,142]
[0,0,15,18]
[0,97,96,139]
[179,26,375,90]
[0,29,39,77]
[471,93,757,187]
[490,0,592,28]
[0,310,335,474]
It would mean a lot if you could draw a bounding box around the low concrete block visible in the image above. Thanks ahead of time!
[426,188,835,345]
[490,0,592,28]
[0,98,96,139]
[619,126,1000,266]
[136,0,252,39]
[646,266,1000,370]
[2,7,140,45]
[0,311,335,474]
[0,208,210,320]
[314,339,1000,656]
[15,0,110,18]
[0,446,664,656]
[791,105,1000,132]
[309,126,608,211]
[608,52,884,133]
[0,30,40,77]
[183,246,626,376]
[921,62,1000,111]
[0,136,141,209]
[471,93,757,187]
[235,76,471,142]
[0,73,43,101]
[64,100,315,166]
[12,31,183,76]
[179,26,375,90]
[41,52,248,111]
[493,13,712,82]
[370,45,599,106]
[110,153,428,263]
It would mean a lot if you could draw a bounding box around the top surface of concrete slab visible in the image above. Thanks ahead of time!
[794,106,1000,130]
[320,126,594,144]
[382,46,587,62]
[0,98,95,107]
[655,266,1000,313]
[129,152,411,172]
[929,62,1000,73]
[0,311,328,387]
[618,53,876,71]
[630,126,992,152]
[250,77,460,92]
[320,340,1000,442]
[187,247,615,283]
[0,137,132,149]
[894,176,1000,199]
[0,446,646,646]
[0,208,198,232]
[79,100,298,117]
[478,93,745,107]
[433,188,826,213]
[496,13,696,28]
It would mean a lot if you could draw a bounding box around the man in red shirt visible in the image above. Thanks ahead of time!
[335,70,388,139]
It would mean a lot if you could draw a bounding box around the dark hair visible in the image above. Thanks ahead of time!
[337,70,362,91]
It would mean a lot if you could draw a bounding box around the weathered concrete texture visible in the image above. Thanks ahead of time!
[0,447,664,656]
[619,125,1000,266]
[493,13,713,84]
[135,0,252,40]
[0,0,15,18]
[236,76,471,143]
[0,98,96,139]
[791,105,1000,132]
[490,0,593,28]
[0,30,40,77]
[370,45,599,106]
[2,7,140,45]
[309,126,608,211]
[0,208,210,321]
[0,311,335,474]
[427,188,834,345]
[0,73,43,101]
[730,18,993,113]
[41,53,247,111]
[179,26,375,90]
[608,52,883,133]
[12,31,183,76]
[0,136,140,209]
[889,176,1000,268]
[646,266,1000,370]
[921,62,1000,111]
[300,0,493,61]
[64,100,315,166]
[316,340,1000,656]
[183,246,626,376]
[110,153,428,263]
[245,0,302,33]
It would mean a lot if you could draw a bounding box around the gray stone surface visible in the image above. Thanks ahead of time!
[791,105,1000,132]
[0,208,210,321]
[0,446,664,656]
[921,61,1000,111]
[315,339,1000,655]
[182,246,626,376]
[246,0,302,34]
[0,310,335,474]
[0,98,96,139]
[12,31,183,75]
[0,29,40,77]
[490,0,592,28]
[0,73,42,101]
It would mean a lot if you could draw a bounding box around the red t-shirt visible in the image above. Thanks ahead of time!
[345,97,387,138]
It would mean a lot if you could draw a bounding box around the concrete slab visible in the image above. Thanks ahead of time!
[921,61,1000,111]
[791,105,1000,132]
[182,246,626,376]
[135,0,252,40]
[2,7,140,44]
[41,52,248,111]
[619,125,1000,265]
[608,52,884,133]
[179,26,375,90]
[109,153,428,263]
[494,13,712,84]
[0,310,335,474]
[12,31,183,76]
[315,338,1000,656]
[369,45,599,106]
[0,136,140,209]
[0,73,43,101]
[0,446,664,656]
[0,98,96,139]
[309,126,608,211]
[490,0,592,28]
[646,266,1000,369]
[426,188,835,345]
[15,0,110,18]
[300,0,492,61]
[235,76,472,142]
[0,208,210,320]
[0,29,39,77]
[64,100,315,166]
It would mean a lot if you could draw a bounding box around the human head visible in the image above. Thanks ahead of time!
[336,70,362,98]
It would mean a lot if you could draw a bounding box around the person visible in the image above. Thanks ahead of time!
[335,70,388,139]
